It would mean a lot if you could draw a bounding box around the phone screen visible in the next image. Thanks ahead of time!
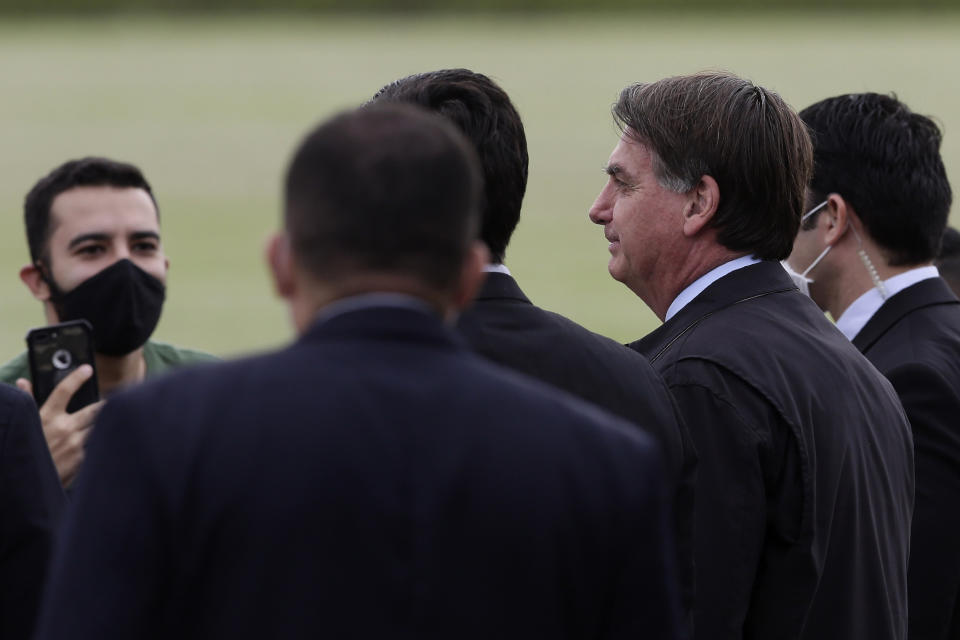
[27,320,100,412]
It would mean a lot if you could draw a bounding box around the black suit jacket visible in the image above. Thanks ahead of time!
[0,385,65,640]
[852,277,960,640]
[457,273,691,481]
[36,304,681,640]
[631,261,913,640]
[457,272,695,619]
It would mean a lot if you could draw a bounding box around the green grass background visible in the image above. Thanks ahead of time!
[1,12,957,358]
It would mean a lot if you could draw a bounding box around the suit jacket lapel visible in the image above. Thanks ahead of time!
[632,261,796,363]
[852,277,960,353]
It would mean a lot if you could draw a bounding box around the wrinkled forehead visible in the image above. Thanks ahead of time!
[607,135,654,170]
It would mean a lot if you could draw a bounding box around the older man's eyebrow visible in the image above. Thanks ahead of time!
[604,163,635,184]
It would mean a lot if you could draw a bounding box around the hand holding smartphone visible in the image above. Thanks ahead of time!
[26,320,100,413]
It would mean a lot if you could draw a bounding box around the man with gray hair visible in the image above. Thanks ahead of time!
[589,72,913,639]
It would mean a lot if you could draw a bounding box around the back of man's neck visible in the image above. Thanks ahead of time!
[295,279,452,334]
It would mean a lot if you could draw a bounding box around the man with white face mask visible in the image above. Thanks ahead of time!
[788,92,960,640]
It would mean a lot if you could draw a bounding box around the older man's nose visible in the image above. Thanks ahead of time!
[588,189,612,225]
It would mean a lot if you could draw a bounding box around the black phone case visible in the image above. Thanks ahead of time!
[26,320,100,413]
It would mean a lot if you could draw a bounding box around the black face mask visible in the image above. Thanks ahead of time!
[45,259,166,357]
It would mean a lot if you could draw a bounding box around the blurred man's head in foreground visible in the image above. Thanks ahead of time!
[268,103,488,331]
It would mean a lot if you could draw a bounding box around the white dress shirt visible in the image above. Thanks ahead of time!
[835,265,940,341]
[665,255,762,321]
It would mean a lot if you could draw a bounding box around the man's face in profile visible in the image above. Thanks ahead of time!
[42,185,168,300]
[588,135,688,294]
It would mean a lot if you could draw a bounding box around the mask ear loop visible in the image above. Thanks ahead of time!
[849,225,888,299]
[800,244,832,280]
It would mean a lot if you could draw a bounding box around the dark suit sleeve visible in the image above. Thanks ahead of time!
[0,387,65,640]
[889,363,960,640]
[35,395,168,640]
[605,442,684,640]
[665,362,804,637]
[660,386,697,626]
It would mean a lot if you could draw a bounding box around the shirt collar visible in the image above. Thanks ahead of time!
[835,265,940,340]
[665,255,762,321]
[483,263,512,275]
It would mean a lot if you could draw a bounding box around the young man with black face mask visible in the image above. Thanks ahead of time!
[0,157,216,486]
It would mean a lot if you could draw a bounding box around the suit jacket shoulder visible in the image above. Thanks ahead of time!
[459,272,695,628]
[0,384,65,640]
[458,273,687,474]
[38,305,682,640]
[854,277,960,369]
[852,277,960,640]
[632,261,913,640]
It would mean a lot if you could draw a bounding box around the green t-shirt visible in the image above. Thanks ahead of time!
[0,340,218,386]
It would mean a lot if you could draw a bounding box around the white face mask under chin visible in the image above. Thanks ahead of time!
[782,199,831,297]
[782,245,831,297]
[782,197,889,300]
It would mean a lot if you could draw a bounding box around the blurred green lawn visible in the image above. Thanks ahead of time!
[0,12,957,358]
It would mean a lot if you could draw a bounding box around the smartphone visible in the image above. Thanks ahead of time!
[26,320,100,413]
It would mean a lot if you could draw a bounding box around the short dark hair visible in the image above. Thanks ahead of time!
[368,69,528,264]
[799,93,952,266]
[613,72,812,261]
[24,157,158,264]
[284,104,482,291]
[936,226,960,297]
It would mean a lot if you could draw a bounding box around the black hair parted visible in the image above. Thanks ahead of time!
[800,93,952,266]
[24,157,157,264]
[369,69,528,264]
